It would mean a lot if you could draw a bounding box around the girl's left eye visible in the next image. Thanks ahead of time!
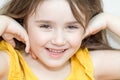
[67,25,78,29]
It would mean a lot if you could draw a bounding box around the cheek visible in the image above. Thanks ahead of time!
[71,38,82,49]
[29,33,47,45]
[68,33,83,49]
[28,29,53,48]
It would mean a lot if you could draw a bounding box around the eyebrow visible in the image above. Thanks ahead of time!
[35,20,52,23]
[35,20,79,24]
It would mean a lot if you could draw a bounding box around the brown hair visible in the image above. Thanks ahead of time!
[68,0,111,50]
[1,0,111,50]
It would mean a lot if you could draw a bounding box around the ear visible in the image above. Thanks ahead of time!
[29,49,38,59]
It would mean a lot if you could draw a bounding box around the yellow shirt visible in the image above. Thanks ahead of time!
[0,40,94,80]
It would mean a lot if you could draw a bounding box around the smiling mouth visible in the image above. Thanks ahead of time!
[46,48,67,54]
[45,48,67,58]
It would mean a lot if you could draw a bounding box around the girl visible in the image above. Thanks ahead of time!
[0,0,120,80]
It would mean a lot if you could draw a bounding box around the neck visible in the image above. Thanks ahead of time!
[24,54,71,80]
[39,59,71,71]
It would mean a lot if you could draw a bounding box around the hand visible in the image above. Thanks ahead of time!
[84,13,108,38]
[0,15,30,53]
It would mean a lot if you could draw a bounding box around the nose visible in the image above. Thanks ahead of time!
[51,30,66,46]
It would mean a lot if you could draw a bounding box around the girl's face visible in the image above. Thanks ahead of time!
[27,0,84,69]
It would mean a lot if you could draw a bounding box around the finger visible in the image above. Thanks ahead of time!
[82,27,92,39]
[2,33,16,47]
[6,39,16,48]
[13,33,29,53]
[0,15,30,52]
[5,17,30,53]
[15,28,30,53]
[24,36,30,53]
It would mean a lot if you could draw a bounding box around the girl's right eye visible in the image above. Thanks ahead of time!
[40,24,50,28]
[39,24,53,31]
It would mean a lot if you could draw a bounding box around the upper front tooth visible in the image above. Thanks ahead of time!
[49,49,64,53]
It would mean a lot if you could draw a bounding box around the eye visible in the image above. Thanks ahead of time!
[40,24,51,29]
[67,25,78,29]
[39,24,53,31]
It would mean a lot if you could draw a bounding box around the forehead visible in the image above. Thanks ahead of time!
[35,0,71,15]
[31,0,77,21]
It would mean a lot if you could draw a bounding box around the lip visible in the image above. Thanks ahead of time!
[45,48,67,59]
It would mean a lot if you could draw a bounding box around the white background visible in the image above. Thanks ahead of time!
[103,0,120,48]
[0,0,8,9]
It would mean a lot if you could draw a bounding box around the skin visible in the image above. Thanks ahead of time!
[27,0,84,69]
[1,0,120,80]
[86,13,120,80]
[0,15,30,52]
[24,1,84,79]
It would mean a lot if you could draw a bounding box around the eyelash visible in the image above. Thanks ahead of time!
[40,24,51,28]
[39,24,79,31]
[67,25,78,29]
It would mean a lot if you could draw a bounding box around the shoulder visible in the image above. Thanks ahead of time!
[0,51,10,78]
[89,50,120,80]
